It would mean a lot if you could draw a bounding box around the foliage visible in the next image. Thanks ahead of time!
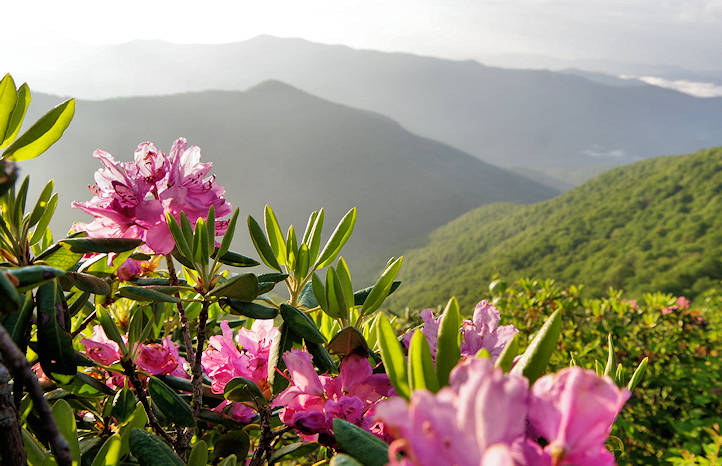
[390,147,722,310]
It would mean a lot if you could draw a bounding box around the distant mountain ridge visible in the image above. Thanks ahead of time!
[389,147,722,311]
[21,81,557,281]
[24,35,722,184]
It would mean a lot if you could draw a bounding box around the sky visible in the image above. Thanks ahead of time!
[3,0,722,73]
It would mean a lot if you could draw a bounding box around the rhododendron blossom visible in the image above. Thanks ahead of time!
[201,320,279,422]
[73,138,231,254]
[273,349,393,442]
[404,300,518,360]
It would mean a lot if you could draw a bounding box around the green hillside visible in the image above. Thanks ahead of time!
[390,147,722,311]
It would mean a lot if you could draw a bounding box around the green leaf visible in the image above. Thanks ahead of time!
[376,313,410,399]
[62,372,115,397]
[166,213,193,260]
[96,305,127,354]
[61,237,143,254]
[187,440,208,466]
[1,83,31,149]
[247,215,281,271]
[221,299,278,319]
[294,244,310,281]
[330,454,363,466]
[314,208,357,269]
[215,250,260,268]
[280,303,326,344]
[14,175,29,225]
[270,442,320,464]
[333,418,389,466]
[217,208,239,259]
[301,210,319,246]
[36,281,77,380]
[309,274,325,311]
[436,297,461,386]
[360,257,403,317]
[267,323,295,394]
[224,376,267,405]
[212,431,249,463]
[3,98,75,161]
[627,357,648,392]
[66,272,111,295]
[29,193,57,246]
[353,281,401,306]
[306,341,337,373]
[22,428,50,465]
[286,224,298,269]
[264,205,287,266]
[604,334,616,378]
[336,258,354,311]
[28,179,54,228]
[118,286,180,303]
[209,273,259,301]
[306,209,324,265]
[219,455,237,466]
[325,267,346,320]
[206,205,216,251]
[52,399,80,466]
[0,269,23,314]
[0,292,33,346]
[128,429,183,466]
[408,330,439,392]
[148,376,195,427]
[327,326,370,357]
[7,264,65,292]
[0,74,17,140]
[494,332,520,373]
[257,272,288,284]
[614,363,625,386]
[91,433,123,466]
[511,309,561,384]
[179,212,195,246]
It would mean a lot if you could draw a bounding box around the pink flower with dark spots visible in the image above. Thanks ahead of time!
[81,325,122,366]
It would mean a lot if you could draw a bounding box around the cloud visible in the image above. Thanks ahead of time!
[634,76,722,97]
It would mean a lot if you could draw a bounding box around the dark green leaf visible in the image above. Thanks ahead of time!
[257,273,288,284]
[7,264,65,292]
[187,440,208,466]
[247,215,281,271]
[148,376,195,427]
[0,292,33,347]
[0,269,23,313]
[66,272,111,295]
[118,286,180,303]
[221,299,278,319]
[330,454,363,466]
[511,309,561,384]
[36,281,77,380]
[3,98,75,161]
[112,388,138,423]
[224,376,267,405]
[128,428,183,466]
[212,431,249,462]
[299,279,320,309]
[61,237,143,254]
[280,303,326,344]
[306,341,337,373]
[353,281,401,306]
[333,419,389,466]
[209,273,259,301]
[270,442,319,464]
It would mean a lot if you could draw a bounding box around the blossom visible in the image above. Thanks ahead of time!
[528,367,630,465]
[81,325,122,366]
[375,358,529,466]
[73,138,231,255]
[202,319,279,423]
[273,349,393,440]
[403,301,518,360]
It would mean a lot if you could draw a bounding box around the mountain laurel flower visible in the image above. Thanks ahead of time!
[528,367,630,466]
[403,300,518,361]
[201,320,279,422]
[273,349,393,442]
[73,138,231,255]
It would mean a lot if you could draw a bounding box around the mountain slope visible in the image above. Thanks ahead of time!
[22,82,556,280]
[389,147,722,310]
[26,36,722,182]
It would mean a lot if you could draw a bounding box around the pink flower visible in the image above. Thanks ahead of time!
[376,358,530,466]
[81,325,122,366]
[136,337,188,377]
[528,367,630,465]
[677,296,690,309]
[402,309,440,356]
[117,258,143,281]
[73,138,231,255]
[273,349,392,439]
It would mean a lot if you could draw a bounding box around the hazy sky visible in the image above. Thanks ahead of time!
[3,0,722,71]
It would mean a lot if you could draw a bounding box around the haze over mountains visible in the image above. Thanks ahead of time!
[24,35,722,185]
[389,147,722,311]
[22,82,556,280]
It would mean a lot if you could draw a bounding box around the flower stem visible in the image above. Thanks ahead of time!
[165,255,195,363]
[0,324,72,466]
[191,301,209,419]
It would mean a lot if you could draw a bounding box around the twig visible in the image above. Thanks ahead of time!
[191,301,209,419]
[249,404,274,466]
[71,310,97,338]
[0,360,26,466]
[0,324,72,466]
[165,255,194,362]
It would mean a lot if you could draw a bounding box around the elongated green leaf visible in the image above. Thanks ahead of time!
[307,340,337,373]
[286,224,298,269]
[6,264,65,292]
[209,273,259,301]
[29,193,58,246]
[224,376,267,405]
[3,98,75,161]
[307,209,324,265]
[91,434,122,466]
[0,74,17,140]
[280,303,326,344]
[314,208,357,269]
[264,205,287,266]
[604,334,616,378]
[96,305,127,354]
[436,297,461,386]
[614,363,625,386]
[217,208,239,259]
[0,293,33,347]
[166,213,192,260]
[333,419,389,466]
[309,274,326,311]
[627,357,648,392]
[28,179,54,228]
[494,332,520,373]
[408,330,439,392]
[35,241,83,271]
[0,269,23,313]
[295,244,310,280]
[376,313,410,399]
[271,442,320,464]
[353,281,402,306]
[118,286,180,303]
[22,428,50,465]
[330,454,363,466]
[267,323,295,394]
[1,83,30,148]
[325,267,346,320]
[179,212,194,246]
[148,376,195,427]
[61,237,142,254]
[361,257,403,317]
[206,205,216,251]
[221,299,278,319]
[248,215,281,271]
[63,372,114,396]
[128,429,183,466]
[336,258,354,311]
[52,399,80,466]
[302,210,319,245]
[36,281,77,380]
[511,310,561,384]
[187,440,209,466]
[215,250,260,268]
[66,272,110,295]
[14,175,29,225]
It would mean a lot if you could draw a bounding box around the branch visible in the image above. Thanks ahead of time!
[249,404,274,466]
[165,255,194,362]
[191,301,209,419]
[0,324,72,466]
[0,360,26,466]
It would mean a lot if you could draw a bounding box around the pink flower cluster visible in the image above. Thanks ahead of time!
[73,138,231,255]
[201,320,279,422]
[273,349,393,443]
[404,300,518,360]
[376,359,630,466]
[81,325,188,388]
[662,296,691,315]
